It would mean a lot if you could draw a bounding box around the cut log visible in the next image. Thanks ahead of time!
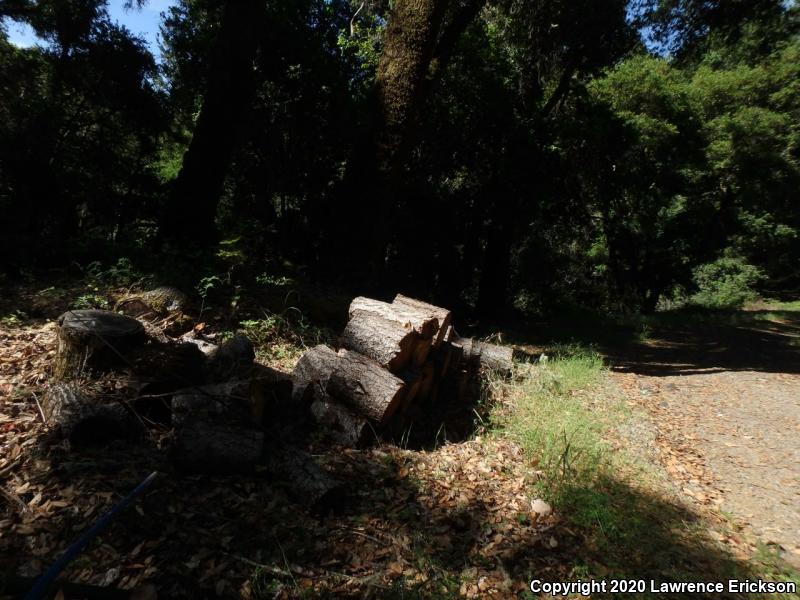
[41,383,139,445]
[392,294,452,346]
[451,336,514,375]
[291,344,339,403]
[115,286,189,317]
[53,310,146,380]
[310,396,373,447]
[326,349,406,425]
[268,446,346,511]
[340,310,417,373]
[348,297,439,339]
[173,419,264,473]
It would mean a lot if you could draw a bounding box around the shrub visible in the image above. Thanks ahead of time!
[690,257,763,309]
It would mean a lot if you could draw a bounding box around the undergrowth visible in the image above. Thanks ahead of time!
[490,345,799,599]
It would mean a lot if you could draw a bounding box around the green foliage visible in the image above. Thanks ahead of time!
[84,258,144,287]
[238,310,332,368]
[691,257,763,308]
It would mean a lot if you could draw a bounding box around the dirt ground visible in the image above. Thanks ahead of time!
[608,310,800,568]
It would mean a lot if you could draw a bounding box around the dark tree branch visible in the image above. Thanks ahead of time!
[428,0,486,79]
[540,57,580,118]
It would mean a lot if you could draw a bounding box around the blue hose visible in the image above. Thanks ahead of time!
[23,471,158,600]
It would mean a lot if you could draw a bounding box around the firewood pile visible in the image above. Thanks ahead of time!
[293,294,514,447]
[42,292,512,504]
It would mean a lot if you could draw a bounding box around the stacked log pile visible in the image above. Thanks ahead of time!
[292,294,513,447]
[44,292,513,495]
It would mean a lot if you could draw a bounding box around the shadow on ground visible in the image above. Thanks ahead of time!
[509,309,800,377]
[0,440,780,599]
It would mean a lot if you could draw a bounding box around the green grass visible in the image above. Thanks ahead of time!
[490,345,800,599]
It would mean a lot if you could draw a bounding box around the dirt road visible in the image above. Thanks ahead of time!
[608,311,800,567]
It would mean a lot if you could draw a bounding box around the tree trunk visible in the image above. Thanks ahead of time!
[53,310,146,380]
[326,350,406,425]
[159,0,265,243]
[340,310,418,373]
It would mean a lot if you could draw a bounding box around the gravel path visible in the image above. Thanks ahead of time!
[607,314,800,567]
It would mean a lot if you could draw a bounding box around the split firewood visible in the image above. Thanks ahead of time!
[392,294,452,346]
[41,383,140,445]
[53,310,146,380]
[348,297,439,340]
[326,349,406,425]
[340,310,418,373]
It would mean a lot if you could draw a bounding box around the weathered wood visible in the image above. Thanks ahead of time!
[268,446,345,511]
[326,349,406,425]
[53,310,146,380]
[451,336,514,375]
[115,286,189,317]
[179,331,219,357]
[291,344,339,403]
[340,310,417,373]
[173,420,264,473]
[41,383,138,445]
[392,294,452,346]
[348,297,439,339]
[310,396,373,447]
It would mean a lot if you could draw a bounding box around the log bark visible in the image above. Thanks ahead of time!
[173,419,264,473]
[326,349,405,425]
[53,310,146,380]
[451,336,513,375]
[348,297,439,339]
[392,294,452,346]
[268,446,345,511]
[291,344,339,403]
[310,396,373,448]
[115,286,188,317]
[42,383,139,445]
[340,310,417,373]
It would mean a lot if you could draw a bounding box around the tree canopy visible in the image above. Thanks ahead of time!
[1,0,798,315]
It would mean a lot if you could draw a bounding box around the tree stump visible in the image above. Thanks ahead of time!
[340,310,418,373]
[326,350,405,425]
[208,334,255,381]
[53,310,146,380]
[41,383,139,445]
